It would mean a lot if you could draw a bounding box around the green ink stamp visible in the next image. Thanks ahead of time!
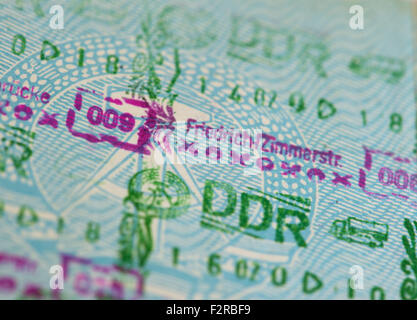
[201,180,311,247]
[400,218,417,300]
[349,54,406,84]
[330,217,388,248]
[0,125,35,178]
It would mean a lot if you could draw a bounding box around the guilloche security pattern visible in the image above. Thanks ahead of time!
[0,0,416,300]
